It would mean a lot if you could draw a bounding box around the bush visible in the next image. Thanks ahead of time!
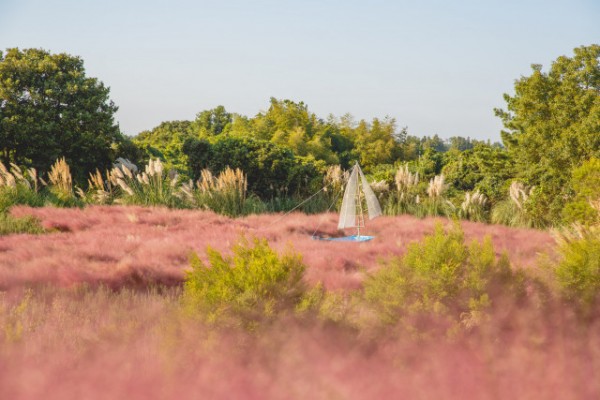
[363,223,519,331]
[554,227,600,311]
[183,237,306,327]
[0,213,45,235]
[562,157,600,225]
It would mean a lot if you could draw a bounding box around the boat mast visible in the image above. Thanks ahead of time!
[355,168,365,237]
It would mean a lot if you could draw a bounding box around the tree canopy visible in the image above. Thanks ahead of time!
[496,44,600,223]
[0,48,126,181]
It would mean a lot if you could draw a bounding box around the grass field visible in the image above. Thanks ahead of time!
[1,206,598,399]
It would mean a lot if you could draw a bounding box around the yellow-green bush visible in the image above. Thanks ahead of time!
[183,237,306,327]
[363,223,519,330]
[562,158,600,225]
[555,232,600,311]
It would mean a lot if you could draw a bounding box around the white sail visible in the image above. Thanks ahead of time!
[337,163,382,230]
[358,167,382,220]
[338,165,358,229]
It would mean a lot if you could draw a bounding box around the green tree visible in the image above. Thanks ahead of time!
[353,117,400,171]
[0,48,124,182]
[133,120,194,175]
[495,44,600,223]
[183,136,319,199]
[192,105,232,136]
[443,143,514,202]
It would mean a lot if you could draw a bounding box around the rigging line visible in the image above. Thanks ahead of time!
[265,180,335,228]
[311,184,343,238]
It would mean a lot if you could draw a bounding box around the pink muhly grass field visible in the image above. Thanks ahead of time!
[1,287,599,400]
[0,206,597,399]
[2,206,555,290]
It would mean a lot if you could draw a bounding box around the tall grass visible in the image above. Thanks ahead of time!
[177,167,250,216]
[46,157,82,207]
[383,163,421,215]
[112,158,183,208]
[0,162,45,212]
[421,174,456,217]
[459,190,488,222]
[491,181,538,228]
[3,283,599,399]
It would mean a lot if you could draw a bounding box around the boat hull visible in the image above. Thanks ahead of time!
[312,235,375,242]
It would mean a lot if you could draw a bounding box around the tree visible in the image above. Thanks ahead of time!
[133,120,194,176]
[193,105,232,136]
[183,136,319,199]
[495,44,600,223]
[353,117,400,171]
[0,48,124,181]
[443,143,514,202]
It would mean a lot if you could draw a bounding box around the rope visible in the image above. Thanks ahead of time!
[310,186,343,238]
[266,181,334,228]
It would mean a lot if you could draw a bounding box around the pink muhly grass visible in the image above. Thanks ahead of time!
[1,206,555,291]
[1,287,599,399]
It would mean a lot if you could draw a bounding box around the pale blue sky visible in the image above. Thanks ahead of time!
[1,0,599,140]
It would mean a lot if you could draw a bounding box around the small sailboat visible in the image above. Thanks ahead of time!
[314,163,382,242]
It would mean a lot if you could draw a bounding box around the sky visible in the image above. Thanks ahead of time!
[1,0,599,141]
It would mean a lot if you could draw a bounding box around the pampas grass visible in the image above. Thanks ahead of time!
[112,158,183,208]
[384,163,420,215]
[186,167,248,217]
[492,181,538,228]
[459,190,488,222]
[0,162,45,211]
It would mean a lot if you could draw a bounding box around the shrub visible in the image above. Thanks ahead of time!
[553,219,600,311]
[0,213,45,235]
[183,237,306,327]
[363,223,519,331]
[562,157,600,225]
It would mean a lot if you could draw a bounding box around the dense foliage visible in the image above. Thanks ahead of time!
[0,48,136,181]
[1,45,599,229]
[184,237,306,326]
[496,44,600,225]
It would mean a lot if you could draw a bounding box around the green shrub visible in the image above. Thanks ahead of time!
[0,185,45,212]
[562,158,600,225]
[363,223,518,331]
[554,228,600,311]
[183,237,306,327]
[0,213,45,235]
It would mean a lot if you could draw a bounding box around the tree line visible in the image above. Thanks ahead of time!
[1,45,599,227]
